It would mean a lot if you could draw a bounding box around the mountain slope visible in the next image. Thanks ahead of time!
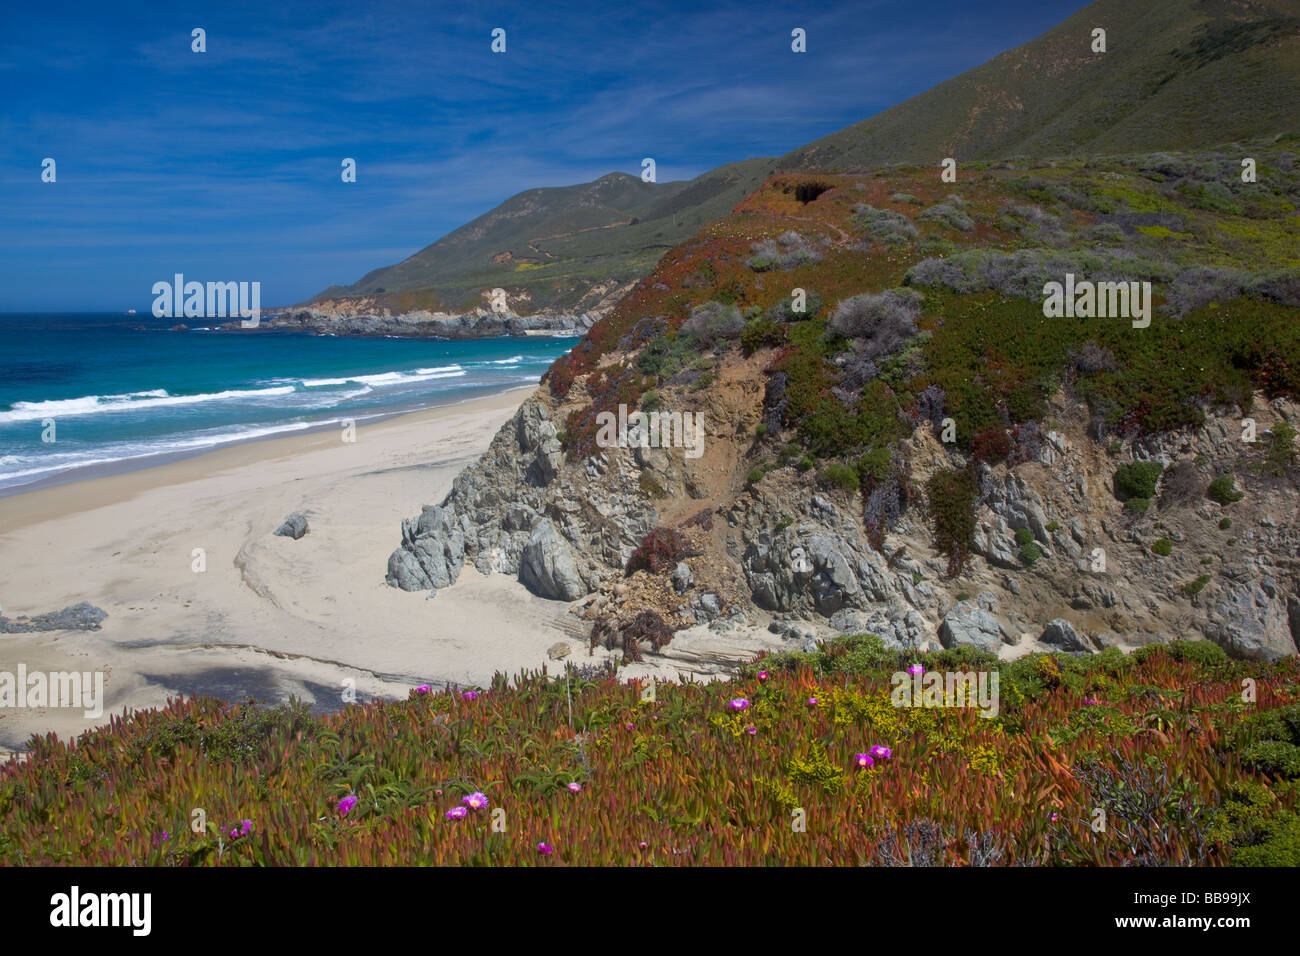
[310,160,772,315]
[306,0,1299,320]
[779,0,1300,171]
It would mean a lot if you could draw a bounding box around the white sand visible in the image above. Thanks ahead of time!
[0,388,593,752]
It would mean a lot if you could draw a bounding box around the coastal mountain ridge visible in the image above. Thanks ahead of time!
[296,0,1300,325]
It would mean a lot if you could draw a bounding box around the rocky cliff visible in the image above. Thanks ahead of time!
[221,297,602,339]
[386,143,1300,664]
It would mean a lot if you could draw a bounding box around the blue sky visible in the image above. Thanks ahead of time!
[0,0,1090,311]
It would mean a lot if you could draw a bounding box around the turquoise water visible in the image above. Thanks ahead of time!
[0,313,576,494]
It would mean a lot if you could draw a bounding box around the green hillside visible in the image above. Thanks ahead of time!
[780,0,1300,171]
[308,0,1299,316]
[312,160,773,314]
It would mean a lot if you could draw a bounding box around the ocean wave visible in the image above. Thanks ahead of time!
[300,366,465,389]
[0,421,316,486]
[0,386,297,423]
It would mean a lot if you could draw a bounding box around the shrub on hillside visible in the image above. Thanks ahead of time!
[1158,461,1202,507]
[827,288,923,348]
[927,468,979,576]
[625,527,693,575]
[1070,342,1119,374]
[1113,461,1165,501]
[748,231,822,271]
[818,462,860,493]
[918,202,975,232]
[740,317,787,355]
[1164,266,1248,317]
[767,289,824,322]
[853,204,918,244]
[1262,422,1298,476]
[589,609,674,663]
[682,302,744,349]
[904,247,1178,300]
[1208,474,1245,504]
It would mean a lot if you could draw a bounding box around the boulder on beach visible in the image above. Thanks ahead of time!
[275,513,310,540]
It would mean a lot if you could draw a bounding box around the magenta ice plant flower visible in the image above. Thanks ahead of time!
[567,782,582,793]
[415,684,431,694]
[807,696,819,706]
[907,664,924,675]
[870,745,892,761]
[463,791,488,811]
[338,795,358,817]
[537,842,554,855]
[757,671,769,682]
[855,752,874,769]
[462,690,479,700]
[445,806,468,821]
[745,725,757,736]
[729,698,750,711]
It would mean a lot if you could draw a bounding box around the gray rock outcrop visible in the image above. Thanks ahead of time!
[1040,618,1091,652]
[519,519,586,601]
[275,513,309,539]
[1203,582,1299,661]
[387,395,657,601]
[939,597,1005,653]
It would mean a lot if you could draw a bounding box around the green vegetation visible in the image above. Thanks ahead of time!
[818,462,861,493]
[1262,422,1298,476]
[3,639,1296,865]
[1152,538,1174,557]
[1208,474,1245,504]
[1219,516,1233,530]
[927,468,980,575]
[1114,461,1165,501]
[1184,574,1212,596]
[1015,527,1041,566]
[853,205,917,244]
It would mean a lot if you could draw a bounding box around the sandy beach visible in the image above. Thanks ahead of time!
[0,388,597,752]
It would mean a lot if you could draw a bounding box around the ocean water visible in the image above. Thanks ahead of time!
[0,313,577,495]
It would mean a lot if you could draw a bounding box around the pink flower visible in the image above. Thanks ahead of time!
[415,684,431,694]
[567,782,582,793]
[537,841,554,855]
[1049,812,1059,823]
[807,697,819,707]
[462,690,479,700]
[625,722,635,731]
[757,671,769,683]
[855,752,874,769]
[1083,698,1098,705]
[463,791,488,811]
[639,841,648,849]
[338,795,358,817]
[445,806,468,821]
[745,725,757,736]
[729,698,750,711]
[907,664,924,676]
[870,745,892,761]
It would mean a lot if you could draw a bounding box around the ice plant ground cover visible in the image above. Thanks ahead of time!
[0,637,1297,865]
